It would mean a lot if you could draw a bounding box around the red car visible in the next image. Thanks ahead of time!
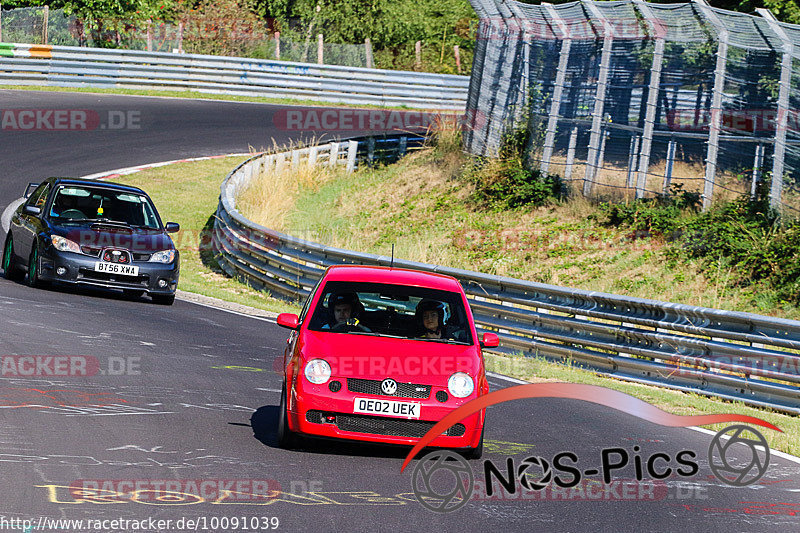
[275,265,498,458]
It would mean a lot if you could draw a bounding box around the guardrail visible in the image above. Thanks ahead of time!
[212,134,800,415]
[0,43,468,109]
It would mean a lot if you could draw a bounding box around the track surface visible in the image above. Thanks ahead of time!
[0,90,798,532]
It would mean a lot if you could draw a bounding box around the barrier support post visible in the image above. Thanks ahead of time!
[346,141,358,173]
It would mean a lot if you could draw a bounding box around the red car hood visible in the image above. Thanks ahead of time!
[300,330,480,383]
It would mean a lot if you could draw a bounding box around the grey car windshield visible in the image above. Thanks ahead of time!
[307,281,473,344]
[48,186,161,229]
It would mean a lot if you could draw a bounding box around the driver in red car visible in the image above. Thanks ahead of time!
[323,293,370,331]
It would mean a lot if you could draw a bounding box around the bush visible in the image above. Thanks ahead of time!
[598,184,701,236]
[470,158,564,209]
[466,124,564,209]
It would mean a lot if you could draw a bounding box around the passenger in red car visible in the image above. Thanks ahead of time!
[415,299,447,339]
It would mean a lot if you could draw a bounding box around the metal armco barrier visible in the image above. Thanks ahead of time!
[0,43,468,109]
[213,135,800,415]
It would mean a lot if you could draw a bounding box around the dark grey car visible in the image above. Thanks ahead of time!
[2,177,180,305]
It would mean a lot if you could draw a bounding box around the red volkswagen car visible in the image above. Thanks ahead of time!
[275,265,498,458]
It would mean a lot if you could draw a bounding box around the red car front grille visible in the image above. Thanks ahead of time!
[305,410,465,438]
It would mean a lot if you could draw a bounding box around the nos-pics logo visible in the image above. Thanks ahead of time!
[402,384,779,514]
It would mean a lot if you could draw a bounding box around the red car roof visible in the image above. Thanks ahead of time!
[323,265,463,292]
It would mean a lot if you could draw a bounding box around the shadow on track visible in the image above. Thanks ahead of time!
[249,405,413,460]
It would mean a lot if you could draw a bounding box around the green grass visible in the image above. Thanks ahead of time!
[485,353,800,457]
[0,85,414,110]
[112,156,300,315]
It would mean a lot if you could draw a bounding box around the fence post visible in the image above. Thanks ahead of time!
[42,5,49,44]
[367,137,376,165]
[317,33,324,64]
[398,136,408,158]
[539,3,571,175]
[662,138,677,194]
[292,149,301,168]
[275,31,281,60]
[328,141,339,167]
[751,143,765,199]
[346,140,359,173]
[634,0,666,199]
[597,124,609,173]
[693,0,728,210]
[626,135,640,188]
[365,38,373,68]
[582,1,615,197]
[147,19,153,51]
[415,41,422,70]
[564,125,579,179]
[308,146,318,168]
[756,8,791,212]
[178,21,184,53]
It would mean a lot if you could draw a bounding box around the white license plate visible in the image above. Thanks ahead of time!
[94,262,139,276]
[353,397,421,419]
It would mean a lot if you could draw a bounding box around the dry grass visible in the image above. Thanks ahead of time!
[548,153,750,203]
[236,143,339,231]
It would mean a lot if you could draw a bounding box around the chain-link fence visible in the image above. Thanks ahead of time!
[465,0,800,214]
[0,7,371,67]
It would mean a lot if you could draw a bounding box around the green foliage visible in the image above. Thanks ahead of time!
[600,178,800,304]
[598,184,701,235]
[470,158,564,209]
[676,189,800,302]
[259,0,476,72]
[467,126,564,210]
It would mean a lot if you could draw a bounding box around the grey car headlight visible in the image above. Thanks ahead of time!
[51,235,81,253]
[148,250,176,263]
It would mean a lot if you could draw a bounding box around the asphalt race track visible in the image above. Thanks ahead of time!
[0,90,798,533]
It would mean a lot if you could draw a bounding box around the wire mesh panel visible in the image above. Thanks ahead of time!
[0,6,48,44]
[465,0,800,214]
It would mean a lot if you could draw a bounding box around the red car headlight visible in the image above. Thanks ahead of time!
[448,372,474,398]
[304,359,332,385]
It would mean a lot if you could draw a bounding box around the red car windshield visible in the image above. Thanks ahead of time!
[307,281,473,344]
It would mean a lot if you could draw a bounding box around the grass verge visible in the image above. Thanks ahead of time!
[112,155,300,315]
[0,85,415,110]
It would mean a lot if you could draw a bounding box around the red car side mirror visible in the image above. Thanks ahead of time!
[277,313,299,330]
[480,332,500,348]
